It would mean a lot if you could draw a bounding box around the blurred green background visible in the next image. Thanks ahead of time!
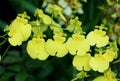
[0,0,116,81]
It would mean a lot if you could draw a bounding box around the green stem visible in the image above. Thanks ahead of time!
[0,39,7,46]
[0,33,8,39]
[113,59,120,64]
[1,44,11,61]
[82,78,84,81]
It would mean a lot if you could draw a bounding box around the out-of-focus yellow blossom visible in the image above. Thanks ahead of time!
[34,9,52,25]
[71,0,82,13]
[109,42,118,58]
[32,27,43,38]
[34,8,44,18]
[48,4,66,21]
[107,0,118,6]
[8,16,31,46]
[93,69,117,81]
[66,17,83,34]
[50,26,65,36]
[45,36,68,57]
[86,29,109,47]
[42,15,53,25]
[34,8,60,27]
[65,34,90,56]
[31,20,48,32]
[18,12,30,19]
[27,38,49,60]
[73,53,91,71]
[111,4,120,18]
[89,54,109,73]
[32,22,47,38]
[82,0,87,2]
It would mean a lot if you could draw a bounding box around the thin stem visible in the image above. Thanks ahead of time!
[1,44,11,61]
[0,39,7,46]
[0,33,8,37]
[0,33,8,39]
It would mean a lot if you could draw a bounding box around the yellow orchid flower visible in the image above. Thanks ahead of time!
[73,53,91,71]
[45,35,68,57]
[87,29,109,47]
[48,4,66,21]
[66,34,90,56]
[89,54,109,73]
[8,16,31,46]
[93,69,117,81]
[27,38,49,60]
[34,8,52,25]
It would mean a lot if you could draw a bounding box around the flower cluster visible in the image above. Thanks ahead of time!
[5,4,119,81]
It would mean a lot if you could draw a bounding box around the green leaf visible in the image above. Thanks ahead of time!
[26,75,35,81]
[0,20,7,30]
[2,50,23,64]
[15,71,28,81]
[7,64,21,72]
[9,0,36,14]
[0,66,5,75]
[2,56,23,64]
[38,63,53,78]
[0,72,14,81]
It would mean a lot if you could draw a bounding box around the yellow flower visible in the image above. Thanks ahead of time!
[32,26,47,38]
[66,17,83,34]
[32,27,42,38]
[109,42,118,58]
[45,36,68,57]
[93,69,117,81]
[86,29,109,47]
[65,34,90,56]
[93,76,109,81]
[93,76,117,81]
[42,15,52,25]
[103,49,116,62]
[34,9,52,25]
[48,4,66,21]
[107,0,118,6]
[89,54,109,73]
[34,8,60,26]
[50,26,65,36]
[27,38,49,60]
[73,53,91,71]
[8,17,31,46]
